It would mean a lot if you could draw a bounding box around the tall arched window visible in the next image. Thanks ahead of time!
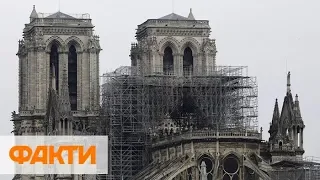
[50,44,59,93]
[163,47,174,75]
[68,45,77,110]
[183,47,193,76]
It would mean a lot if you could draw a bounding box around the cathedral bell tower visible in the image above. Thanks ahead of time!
[130,9,217,77]
[12,5,101,136]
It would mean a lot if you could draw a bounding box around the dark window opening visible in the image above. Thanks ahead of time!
[163,47,174,75]
[50,44,59,93]
[223,174,231,180]
[68,45,77,110]
[223,156,239,173]
[183,47,193,76]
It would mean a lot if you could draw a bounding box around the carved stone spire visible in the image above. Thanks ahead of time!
[272,99,280,124]
[200,161,207,180]
[293,94,303,123]
[59,66,72,117]
[287,71,291,94]
[30,5,38,22]
[188,8,195,20]
[269,99,280,142]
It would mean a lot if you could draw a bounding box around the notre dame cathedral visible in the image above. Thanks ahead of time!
[10,5,320,180]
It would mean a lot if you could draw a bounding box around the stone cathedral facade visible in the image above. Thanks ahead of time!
[11,5,318,180]
[12,5,101,180]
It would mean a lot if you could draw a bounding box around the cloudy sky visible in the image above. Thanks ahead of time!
[0,0,319,178]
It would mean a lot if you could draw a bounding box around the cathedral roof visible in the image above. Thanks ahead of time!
[45,11,76,19]
[159,13,190,20]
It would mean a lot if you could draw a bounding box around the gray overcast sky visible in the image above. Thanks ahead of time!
[0,0,319,177]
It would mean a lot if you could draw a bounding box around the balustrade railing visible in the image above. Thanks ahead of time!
[152,130,262,146]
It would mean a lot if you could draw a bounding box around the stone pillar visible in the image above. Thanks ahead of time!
[296,126,299,148]
[293,126,297,148]
[154,52,161,74]
[35,47,46,110]
[159,53,164,75]
[81,52,89,110]
[59,51,68,94]
[77,52,83,111]
[194,53,201,76]
[174,53,183,76]
[27,48,35,109]
[203,53,209,76]
[89,49,96,110]
[301,128,304,149]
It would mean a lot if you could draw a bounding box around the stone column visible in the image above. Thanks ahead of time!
[59,51,68,94]
[293,126,297,148]
[34,47,45,110]
[89,49,96,110]
[174,53,183,76]
[44,51,50,108]
[173,53,179,76]
[27,49,34,110]
[159,53,164,75]
[194,53,201,76]
[20,53,28,110]
[81,52,89,110]
[77,52,83,111]
[301,128,304,149]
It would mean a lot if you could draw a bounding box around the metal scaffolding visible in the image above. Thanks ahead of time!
[101,66,258,180]
[269,157,320,180]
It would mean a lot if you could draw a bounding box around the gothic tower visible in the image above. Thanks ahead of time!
[130,9,217,77]
[12,5,101,136]
[268,72,305,162]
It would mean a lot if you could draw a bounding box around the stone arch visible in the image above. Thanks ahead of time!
[165,160,197,180]
[65,36,85,52]
[197,153,215,174]
[221,151,242,160]
[45,36,65,52]
[222,152,241,180]
[179,37,200,54]
[158,37,180,54]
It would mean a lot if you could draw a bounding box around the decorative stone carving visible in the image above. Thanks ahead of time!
[202,38,217,55]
